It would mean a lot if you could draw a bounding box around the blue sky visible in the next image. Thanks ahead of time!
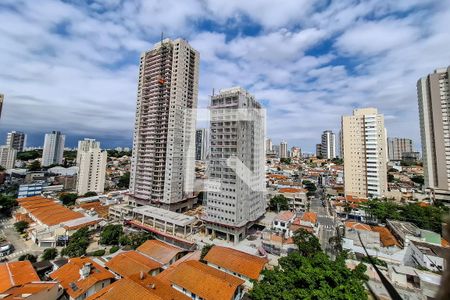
[0,0,449,152]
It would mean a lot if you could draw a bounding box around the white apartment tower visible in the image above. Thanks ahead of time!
[387,138,413,161]
[0,145,17,169]
[280,141,288,158]
[320,130,336,159]
[42,131,65,166]
[205,87,265,242]
[6,131,26,152]
[417,67,450,204]
[266,138,273,152]
[130,38,199,211]
[76,139,107,195]
[342,108,388,198]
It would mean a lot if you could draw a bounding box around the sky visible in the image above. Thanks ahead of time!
[0,0,449,152]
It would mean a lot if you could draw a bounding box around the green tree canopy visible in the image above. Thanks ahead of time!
[0,194,17,215]
[27,160,41,171]
[42,248,58,260]
[269,195,289,212]
[61,227,90,257]
[59,193,78,206]
[99,224,123,245]
[200,244,214,262]
[119,231,153,249]
[14,221,29,234]
[250,230,368,300]
[83,191,97,197]
[117,172,130,188]
[302,180,317,196]
[17,150,42,161]
[18,254,37,263]
[280,158,291,164]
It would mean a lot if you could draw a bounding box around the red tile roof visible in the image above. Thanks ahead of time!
[0,282,58,299]
[301,212,317,224]
[166,260,244,300]
[137,240,184,265]
[274,211,295,222]
[50,257,114,299]
[345,221,372,231]
[0,261,40,293]
[105,251,162,278]
[129,273,190,300]
[279,188,307,193]
[86,278,160,300]
[204,246,268,280]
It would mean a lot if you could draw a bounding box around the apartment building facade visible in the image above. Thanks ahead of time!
[42,131,65,166]
[342,108,388,198]
[387,138,413,161]
[76,139,107,195]
[205,87,266,242]
[280,141,288,158]
[0,145,17,169]
[417,67,450,204]
[129,38,199,211]
[195,128,208,161]
[320,130,336,159]
[6,131,26,152]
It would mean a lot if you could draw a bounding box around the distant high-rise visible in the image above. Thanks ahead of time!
[0,145,17,169]
[280,141,288,158]
[266,138,273,152]
[418,67,450,203]
[291,146,301,158]
[0,94,4,121]
[76,138,100,165]
[76,139,107,195]
[129,38,199,211]
[342,108,388,198]
[320,130,336,159]
[6,131,26,152]
[316,144,322,157]
[42,131,65,166]
[205,87,265,242]
[387,138,413,161]
[195,128,208,161]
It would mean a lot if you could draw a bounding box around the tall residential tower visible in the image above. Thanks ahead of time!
[320,130,336,159]
[76,139,107,195]
[129,38,199,211]
[205,87,265,242]
[417,67,450,204]
[342,108,388,198]
[387,138,413,161]
[6,131,26,152]
[195,128,208,161]
[42,131,65,166]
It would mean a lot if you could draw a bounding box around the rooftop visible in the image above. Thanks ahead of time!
[86,278,160,300]
[411,240,450,258]
[204,246,268,280]
[137,239,184,265]
[50,257,114,299]
[166,260,244,300]
[278,188,306,193]
[0,282,58,299]
[0,261,40,293]
[274,211,295,222]
[105,251,162,278]
[133,206,196,227]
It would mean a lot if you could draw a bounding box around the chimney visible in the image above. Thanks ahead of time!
[79,263,92,279]
[149,283,155,289]
[139,271,144,280]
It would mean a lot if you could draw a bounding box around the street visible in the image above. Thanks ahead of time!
[309,187,337,253]
[0,217,42,261]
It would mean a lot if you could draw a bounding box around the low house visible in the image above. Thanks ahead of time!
[290,212,318,234]
[165,260,245,300]
[0,261,41,293]
[136,240,187,268]
[0,282,60,300]
[50,258,114,300]
[404,240,450,272]
[272,211,295,235]
[278,188,308,211]
[105,250,162,278]
[204,246,268,287]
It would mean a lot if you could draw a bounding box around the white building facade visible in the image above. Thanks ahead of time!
[320,130,336,159]
[205,87,266,242]
[129,38,199,212]
[76,139,107,195]
[0,145,17,169]
[42,131,65,166]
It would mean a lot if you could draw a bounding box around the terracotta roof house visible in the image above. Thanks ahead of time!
[204,246,268,286]
[165,260,244,300]
[105,251,162,278]
[0,261,41,293]
[50,257,114,300]
[137,240,186,267]
[86,278,160,300]
[0,282,60,300]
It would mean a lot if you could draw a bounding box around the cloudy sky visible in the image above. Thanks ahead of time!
[0,0,449,151]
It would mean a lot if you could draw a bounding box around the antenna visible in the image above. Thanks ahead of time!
[212,88,215,96]
[160,32,164,45]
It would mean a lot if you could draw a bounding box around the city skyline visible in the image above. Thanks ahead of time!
[1,1,450,151]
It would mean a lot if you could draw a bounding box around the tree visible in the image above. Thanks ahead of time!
[250,231,368,300]
[411,175,424,185]
[200,244,214,262]
[268,195,289,212]
[27,160,41,171]
[302,180,317,196]
[17,150,42,161]
[42,248,58,260]
[109,245,120,254]
[387,173,394,182]
[14,221,29,234]
[61,227,90,257]
[119,231,153,249]
[18,254,37,263]
[83,191,97,197]
[292,229,321,257]
[59,193,78,206]
[117,172,130,188]
[100,224,123,245]
[280,158,291,164]
[0,194,17,215]
[331,157,343,165]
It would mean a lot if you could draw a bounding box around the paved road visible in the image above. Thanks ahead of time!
[1,218,42,261]
[309,187,337,254]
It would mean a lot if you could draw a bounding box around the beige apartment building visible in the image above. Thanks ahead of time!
[387,138,413,161]
[342,108,388,198]
[0,145,17,170]
[417,67,450,205]
[76,139,107,195]
[129,38,199,212]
